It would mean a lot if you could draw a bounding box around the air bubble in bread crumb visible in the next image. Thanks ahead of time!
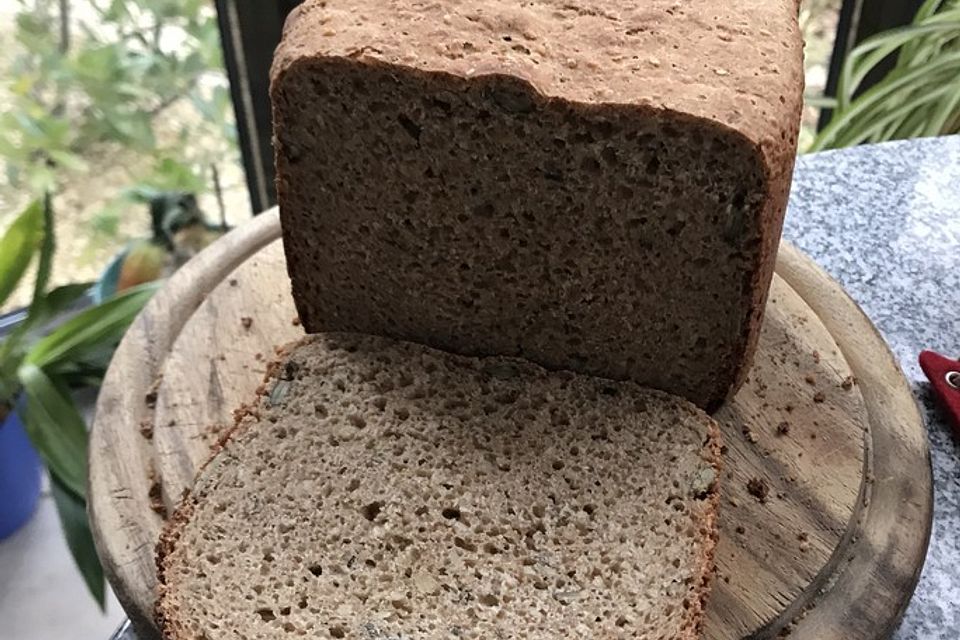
[479,593,499,606]
[361,501,383,521]
[348,414,367,428]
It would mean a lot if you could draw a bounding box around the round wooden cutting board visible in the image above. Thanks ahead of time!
[89,209,932,640]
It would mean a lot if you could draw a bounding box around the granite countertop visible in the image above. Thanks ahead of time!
[784,135,960,640]
[109,137,960,640]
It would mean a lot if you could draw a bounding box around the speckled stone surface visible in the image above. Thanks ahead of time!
[784,136,960,640]
[108,138,960,640]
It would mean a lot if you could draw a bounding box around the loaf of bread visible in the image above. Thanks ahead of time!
[270,1,803,409]
[157,334,722,639]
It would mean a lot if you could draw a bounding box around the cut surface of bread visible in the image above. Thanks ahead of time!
[157,334,722,640]
[270,0,804,409]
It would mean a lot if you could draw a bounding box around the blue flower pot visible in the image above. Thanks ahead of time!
[0,403,42,539]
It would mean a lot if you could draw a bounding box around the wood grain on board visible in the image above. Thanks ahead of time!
[88,209,931,640]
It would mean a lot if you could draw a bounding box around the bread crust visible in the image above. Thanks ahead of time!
[269,1,803,410]
[155,338,309,640]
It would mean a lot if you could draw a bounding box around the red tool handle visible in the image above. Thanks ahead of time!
[919,350,960,438]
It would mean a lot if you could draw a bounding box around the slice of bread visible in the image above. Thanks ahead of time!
[157,334,722,639]
[270,0,804,409]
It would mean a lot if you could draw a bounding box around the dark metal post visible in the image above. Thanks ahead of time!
[215,0,302,213]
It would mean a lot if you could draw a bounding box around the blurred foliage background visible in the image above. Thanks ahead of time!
[0,0,247,312]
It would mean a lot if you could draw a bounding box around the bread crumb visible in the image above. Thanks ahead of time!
[812,350,821,363]
[804,374,816,385]
[797,532,809,542]
[139,419,154,440]
[292,315,302,327]
[727,497,739,508]
[813,391,826,403]
[741,426,758,444]
[841,376,855,390]
[799,541,810,553]
[747,477,769,503]
[241,316,253,330]
[776,421,790,436]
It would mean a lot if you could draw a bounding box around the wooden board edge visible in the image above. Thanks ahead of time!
[774,242,933,640]
[88,209,283,638]
[90,220,931,640]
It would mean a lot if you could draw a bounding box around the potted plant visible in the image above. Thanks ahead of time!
[0,196,158,606]
[810,0,960,151]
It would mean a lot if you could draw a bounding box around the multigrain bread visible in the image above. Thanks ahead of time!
[157,334,722,639]
[270,0,804,410]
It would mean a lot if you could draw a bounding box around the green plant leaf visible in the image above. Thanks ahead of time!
[41,282,93,316]
[804,94,839,110]
[902,0,952,63]
[92,203,122,238]
[103,0,131,22]
[830,6,960,113]
[141,156,206,193]
[47,149,89,172]
[832,83,955,147]
[26,165,58,194]
[23,282,93,336]
[106,110,156,150]
[57,355,110,389]
[28,193,55,316]
[811,50,960,151]
[25,281,159,370]
[924,81,960,135]
[50,473,106,609]
[17,363,88,498]
[0,200,43,309]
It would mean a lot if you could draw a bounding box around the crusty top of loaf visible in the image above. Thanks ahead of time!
[272,0,803,152]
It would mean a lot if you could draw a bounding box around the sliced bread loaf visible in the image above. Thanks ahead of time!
[157,333,722,640]
[270,0,804,409]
